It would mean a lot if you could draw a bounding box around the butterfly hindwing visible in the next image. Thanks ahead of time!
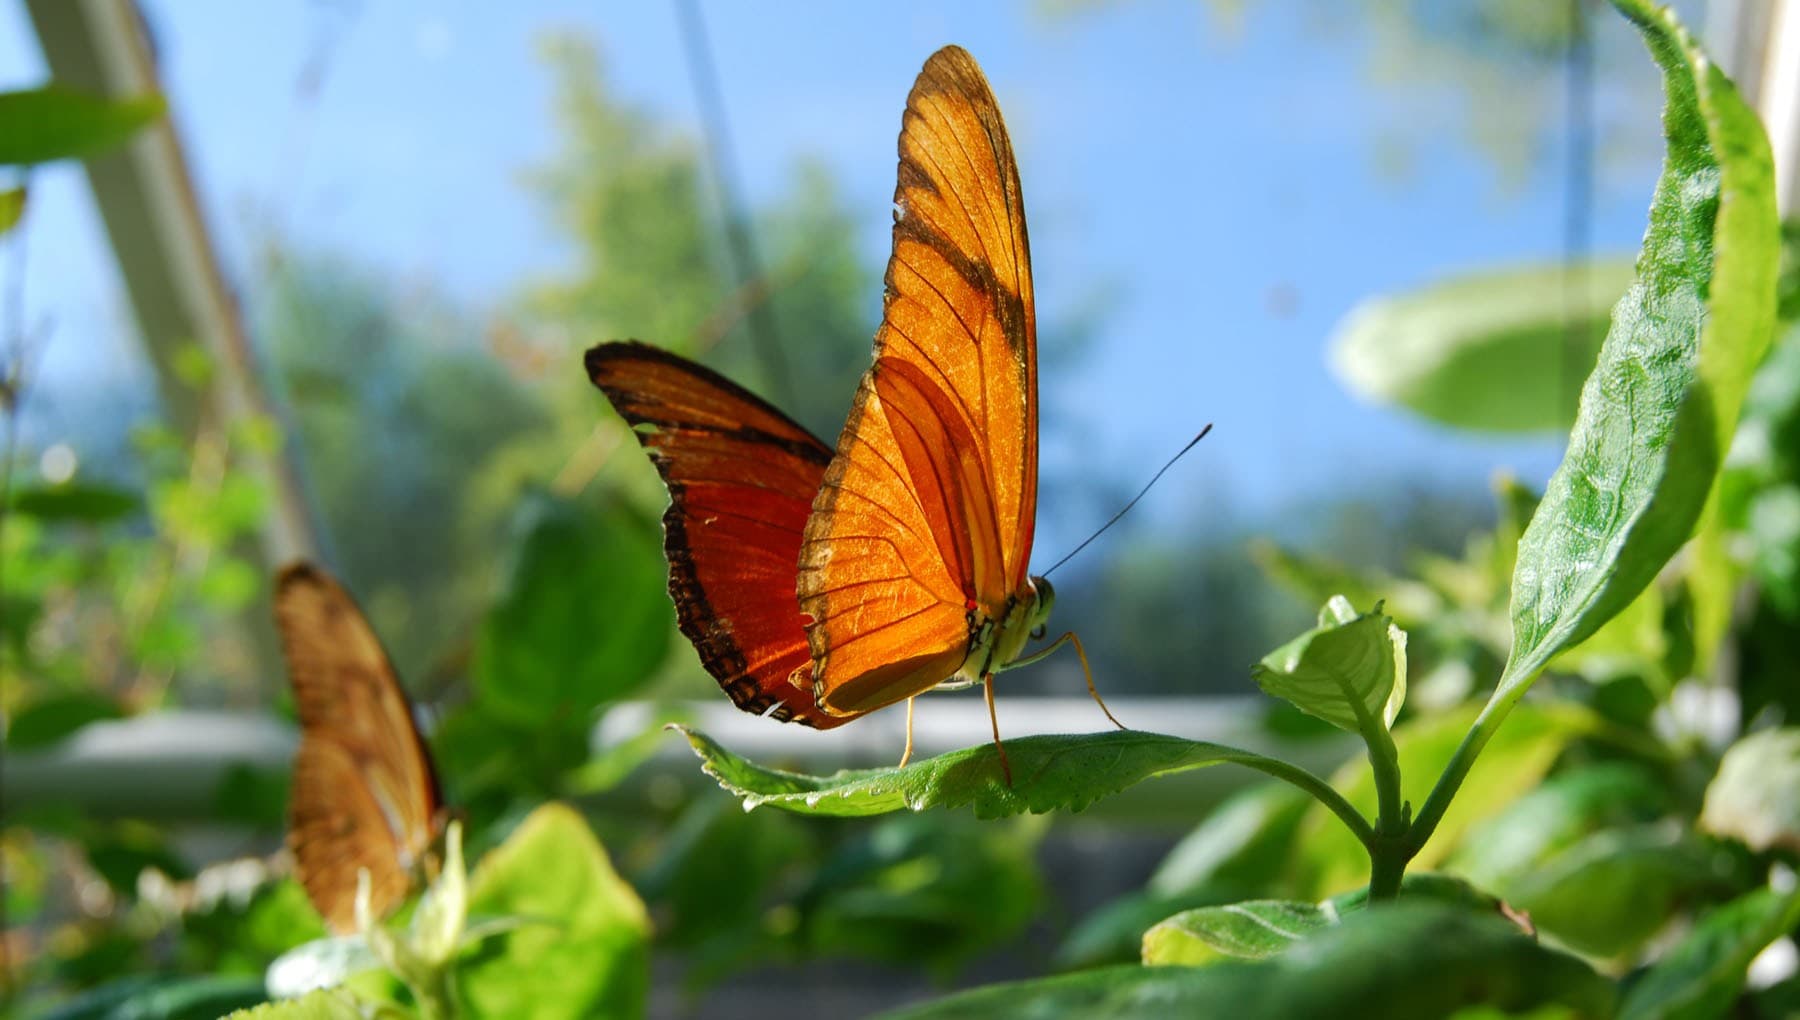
[277,563,442,933]
[800,45,1040,716]
[586,341,852,729]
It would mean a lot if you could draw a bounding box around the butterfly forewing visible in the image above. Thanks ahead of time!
[586,341,852,729]
[800,45,1039,716]
[277,564,442,933]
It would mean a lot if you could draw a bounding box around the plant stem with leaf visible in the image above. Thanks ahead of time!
[1360,714,1409,900]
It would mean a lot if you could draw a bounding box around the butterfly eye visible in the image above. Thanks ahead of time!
[1030,624,1046,641]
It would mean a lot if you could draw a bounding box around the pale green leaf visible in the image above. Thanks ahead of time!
[1500,0,1779,699]
[458,803,649,1020]
[1332,260,1635,434]
[1700,727,1800,853]
[1144,872,1505,968]
[221,989,365,1020]
[1251,597,1406,733]
[1142,900,1333,965]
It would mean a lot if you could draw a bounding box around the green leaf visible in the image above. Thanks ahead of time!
[1149,873,1503,965]
[1331,260,1636,434]
[796,813,1044,981]
[1743,484,1800,619]
[1500,0,1778,698]
[83,823,192,894]
[675,725,1336,822]
[880,903,1613,1020]
[1449,762,1671,890]
[0,185,23,235]
[1142,900,1333,965]
[1058,782,1318,967]
[1725,317,1800,620]
[1251,597,1406,732]
[1684,491,1736,678]
[0,87,165,165]
[10,482,140,523]
[1326,871,1505,917]
[1149,782,1313,898]
[458,803,649,1020]
[1056,890,1232,972]
[1700,726,1800,853]
[634,793,815,975]
[1620,885,1800,1020]
[474,495,669,727]
[1753,975,1800,1020]
[34,974,269,1020]
[1133,873,1501,971]
[564,708,689,794]
[1543,579,1668,686]
[1297,704,1594,895]
[219,989,366,1020]
[1501,824,1738,958]
[6,692,124,751]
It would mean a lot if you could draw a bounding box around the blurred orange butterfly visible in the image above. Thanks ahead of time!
[588,45,1119,780]
[275,563,444,933]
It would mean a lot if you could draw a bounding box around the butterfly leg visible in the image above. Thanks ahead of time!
[1066,631,1127,731]
[984,674,1013,786]
[1006,631,1127,730]
[898,697,917,768]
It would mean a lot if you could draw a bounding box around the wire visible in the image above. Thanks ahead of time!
[673,0,793,406]
[1562,0,1595,423]
[1042,425,1212,579]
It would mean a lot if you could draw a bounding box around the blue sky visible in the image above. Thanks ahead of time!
[3,1,1683,553]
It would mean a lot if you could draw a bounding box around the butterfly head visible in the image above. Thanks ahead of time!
[1027,576,1055,641]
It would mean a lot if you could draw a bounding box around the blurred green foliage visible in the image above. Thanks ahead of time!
[0,87,164,167]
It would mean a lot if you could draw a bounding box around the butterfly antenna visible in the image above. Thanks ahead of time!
[1041,424,1213,579]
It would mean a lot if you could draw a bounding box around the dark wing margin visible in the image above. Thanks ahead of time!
[585,341,853,729]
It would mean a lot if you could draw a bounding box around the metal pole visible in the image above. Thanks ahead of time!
[23,0,322,567]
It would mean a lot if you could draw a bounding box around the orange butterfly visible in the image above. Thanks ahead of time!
[275,563,445,933]
[588,45,1119,780]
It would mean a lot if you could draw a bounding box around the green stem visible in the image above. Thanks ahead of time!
[1339,665,1407,900]
[1361,722,1409,901]
[1367,837,1408,901]
[1227,750,1376,850]
[1404,677,1527,857]
[1364,718,1405,837]
[410,967,457,1020]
